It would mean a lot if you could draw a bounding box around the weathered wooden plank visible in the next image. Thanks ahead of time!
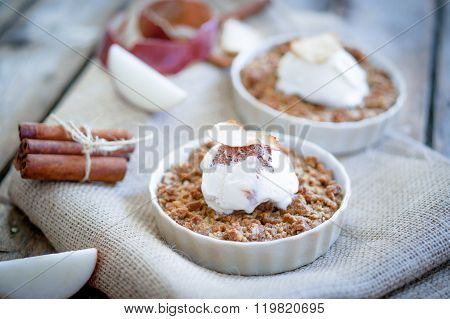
[210,0,330,13]
[0,172,106,297]
[0,0,124,298]
[0,0,34,34]
[283,0,331,11]
[0,200,107,297]
[0,171,54,260]
[0,0,442,298]
[328,0,436,143]
[0,0,124,172]
[433,3,450,157]
[0,204,54,261]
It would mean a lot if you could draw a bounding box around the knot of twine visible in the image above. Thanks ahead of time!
[51,115,152,182]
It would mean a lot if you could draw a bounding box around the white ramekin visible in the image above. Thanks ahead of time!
[230,34,406,155]
[149,135,351,275]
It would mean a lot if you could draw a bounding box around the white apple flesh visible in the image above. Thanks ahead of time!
[0,248,97,299]
[220,19,262,55]
[107,44,187,112]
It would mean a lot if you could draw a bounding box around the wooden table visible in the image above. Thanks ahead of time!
[0,0,448,298]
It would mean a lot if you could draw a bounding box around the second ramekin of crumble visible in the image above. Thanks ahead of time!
[149,132,351,275]
[230,33,406,154]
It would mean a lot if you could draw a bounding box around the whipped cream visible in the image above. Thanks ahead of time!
[276,33,369,108]
[200,122,299,215]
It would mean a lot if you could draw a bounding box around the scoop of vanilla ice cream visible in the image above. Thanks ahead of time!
[276,33,369,108]
[201,144,299,215]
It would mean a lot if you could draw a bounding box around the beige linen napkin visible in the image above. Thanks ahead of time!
[8,128,450,298]
[8,60,450,298]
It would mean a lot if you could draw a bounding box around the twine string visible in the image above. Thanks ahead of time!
[51,115,152,182]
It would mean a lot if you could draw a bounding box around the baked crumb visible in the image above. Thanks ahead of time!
[240,43,397,122]
[212,144,272,167]
[157,142,344,242]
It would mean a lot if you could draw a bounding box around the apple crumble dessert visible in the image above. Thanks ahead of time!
[240,34,397,122]
[157,141,343,242]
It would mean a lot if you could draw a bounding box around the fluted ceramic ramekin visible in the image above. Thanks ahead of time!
[149,135,351,275]
[231,34,406,155]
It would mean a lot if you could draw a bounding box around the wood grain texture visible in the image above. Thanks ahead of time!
[0,0,124,172]
[433,3,450,157]
[0,201,106,298]
[0,0,446,298]
[0,170,106,297]
[328,0,436,143]
[0,0,124,298]
[0,0,34,34]
[0,171,54,260]
[0,203,54,261]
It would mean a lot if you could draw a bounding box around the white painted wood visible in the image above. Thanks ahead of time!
[0,0,34,33]
[0,0,444,298]
[433,4,450,157]
[0,0,124,171]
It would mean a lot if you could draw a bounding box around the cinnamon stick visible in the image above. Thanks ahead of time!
[16,154,127,182]
[20,139,134,157]
[19,123,133,142]
[206,53,233,68]
[13,152,21,171]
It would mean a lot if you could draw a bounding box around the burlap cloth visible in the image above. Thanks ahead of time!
[7,1,450,298]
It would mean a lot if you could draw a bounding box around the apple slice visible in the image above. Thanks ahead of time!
[220,19,262,55]
[0,248,97,299]
[107,44,187,111]
[208,120,246,147]
[290,33,341,63]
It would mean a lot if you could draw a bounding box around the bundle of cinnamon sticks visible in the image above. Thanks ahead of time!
[14,122,135,182]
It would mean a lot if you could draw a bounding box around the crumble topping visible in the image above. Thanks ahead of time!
[240,43,397,122]
[212,144,272,168]
[157,142,343,242]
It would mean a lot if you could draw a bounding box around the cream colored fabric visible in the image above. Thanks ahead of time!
[389,262,449,298]
[9,126,450,298]
[7,1,450,298]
